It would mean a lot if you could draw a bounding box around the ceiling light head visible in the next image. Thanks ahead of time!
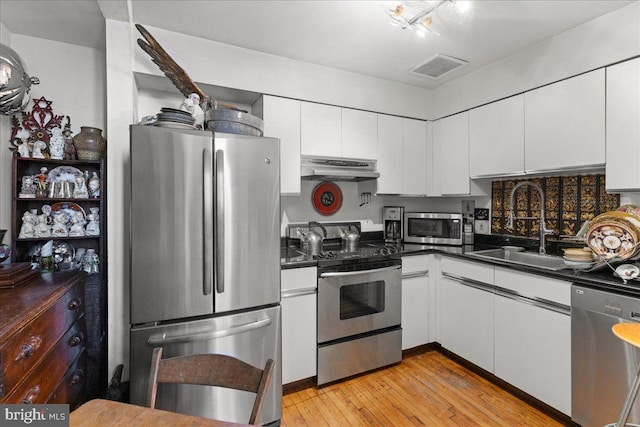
[385,0,470,37]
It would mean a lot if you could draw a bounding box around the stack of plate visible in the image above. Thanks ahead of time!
[563,247,596,269]
[585,207,640,260]
[153,107,196,129]
[205,109,264,136]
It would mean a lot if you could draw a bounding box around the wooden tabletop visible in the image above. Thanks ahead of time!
[70,399,251,427]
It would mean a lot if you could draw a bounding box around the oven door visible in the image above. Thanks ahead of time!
[317,264,401,343]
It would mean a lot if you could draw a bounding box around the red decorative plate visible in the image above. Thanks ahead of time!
[312,182,342,216]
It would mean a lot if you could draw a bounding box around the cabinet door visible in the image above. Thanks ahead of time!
[300,102,341,157]
[341,109,377,160]
[376,114,404,194]
[262,96,301,194]
[439,275,494,373]
[281,292,317,384]
[469,95,524,178]
[525,69,605,172]
[401,255,430,350]
[606,58,640,191]
[402,118,428,196]
[436,112,470,195]
[494,294,571,415]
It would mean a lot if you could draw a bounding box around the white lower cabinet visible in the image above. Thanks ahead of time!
[401,255,431,350]
[439,258,495,373]
[494,293,571,415]
[281,267,317,384]
[494,267,571,416]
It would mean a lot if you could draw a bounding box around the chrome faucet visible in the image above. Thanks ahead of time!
[505,181,553,255]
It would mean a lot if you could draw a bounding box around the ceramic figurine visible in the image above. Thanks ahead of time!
[68,211,86,237]
[85,213,99,236]
[17,138,30,158]
[49,127,65,159]
[51,212,69,237]
[19,175,37,198]
[73,174,89,199]
[89,207,99,222]
[63,118,76,160]
[18,211,37,238]
[180,93,204,129]
[34,214,51,238]
[88,172,100,198]
[32,139,46,159]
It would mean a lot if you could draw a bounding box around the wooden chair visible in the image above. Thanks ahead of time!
[146,347,275,425]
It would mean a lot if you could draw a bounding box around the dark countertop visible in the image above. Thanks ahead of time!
[281,236,640,297]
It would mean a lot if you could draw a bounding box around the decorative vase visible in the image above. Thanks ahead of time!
[73,126,106,160]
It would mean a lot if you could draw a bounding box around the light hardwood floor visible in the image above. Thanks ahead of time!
[282,350,565,426]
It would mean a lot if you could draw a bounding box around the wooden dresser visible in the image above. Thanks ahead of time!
[0,271,87,407]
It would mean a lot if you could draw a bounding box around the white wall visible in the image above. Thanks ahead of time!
[132,25,432,120]
[0,23,12,243]
[432,1,640,118]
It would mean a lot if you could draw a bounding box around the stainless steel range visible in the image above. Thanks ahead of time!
[287,222,403,386]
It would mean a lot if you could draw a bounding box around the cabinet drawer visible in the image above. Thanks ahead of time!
[281,267,317,293]
[48,350,87,405]
[494,267,570,306]
[441,257,494,285]
[0,283,84,395]
[3,319,86,404]
[402,254,429,275]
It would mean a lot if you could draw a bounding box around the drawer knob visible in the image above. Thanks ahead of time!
[15,336,43,362]
[67,298,82,311]
[70,369,85,386]
[21,386,40,404]
[68,332,84,347]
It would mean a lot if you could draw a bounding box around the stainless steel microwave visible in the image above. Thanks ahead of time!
[404,212,463,245]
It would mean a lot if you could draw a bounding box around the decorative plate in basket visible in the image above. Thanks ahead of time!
[586,213,640,260]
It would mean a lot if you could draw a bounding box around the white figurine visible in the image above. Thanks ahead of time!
[18,211,37,238]
[85,213,99,236]
[19,175,37,198]
[32,140,46,159]
[89,207,99,222]
[179,93,204,129]
[88,172,100,198]
[51,212,69,237]
[49,127,65,160]
[73,174,89,199]
[34,214,51,238]
[68,211,86,237]
[17,139,30,158]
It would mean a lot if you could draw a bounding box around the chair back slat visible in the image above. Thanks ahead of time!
[146,347,275,425]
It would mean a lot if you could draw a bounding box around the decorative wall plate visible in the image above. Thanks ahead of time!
[586,212,640,260]
[312,181,342,216]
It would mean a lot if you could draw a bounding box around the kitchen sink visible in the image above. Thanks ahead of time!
[466,248,567,271]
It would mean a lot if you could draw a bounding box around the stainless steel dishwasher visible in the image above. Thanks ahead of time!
[572,284,640,427]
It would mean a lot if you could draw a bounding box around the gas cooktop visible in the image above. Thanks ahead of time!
[312,242,401,267]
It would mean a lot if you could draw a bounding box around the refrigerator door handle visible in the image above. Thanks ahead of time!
[146,317,272,346]
[215,149,225,294]
[203,148,213,296]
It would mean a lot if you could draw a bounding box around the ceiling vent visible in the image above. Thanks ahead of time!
[409,54,468,79]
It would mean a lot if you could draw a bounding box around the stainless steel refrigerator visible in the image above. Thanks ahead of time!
[128,125,281,425]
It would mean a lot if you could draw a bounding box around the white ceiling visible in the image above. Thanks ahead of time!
[0,0,634,89]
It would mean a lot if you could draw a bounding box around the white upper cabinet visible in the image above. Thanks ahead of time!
[260,96,301,195]
[524,69,605,173]
[341,109,377,159]
[377,114,404,194]
[403,118,428,196]
[606,58,640,191]
[300,101,341,157]
[469,95,525,178]
[433,112,470,196]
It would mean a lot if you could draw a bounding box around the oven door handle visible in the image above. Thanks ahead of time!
[320,265,401,278]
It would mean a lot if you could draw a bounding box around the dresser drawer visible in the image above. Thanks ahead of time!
[0,283,83,395]
[48,350,87,405]
[3,319,86,404]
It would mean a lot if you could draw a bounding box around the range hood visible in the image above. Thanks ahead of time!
[300,156,379,181]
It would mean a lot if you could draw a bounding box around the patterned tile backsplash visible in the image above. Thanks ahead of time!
[491,175,620,237]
